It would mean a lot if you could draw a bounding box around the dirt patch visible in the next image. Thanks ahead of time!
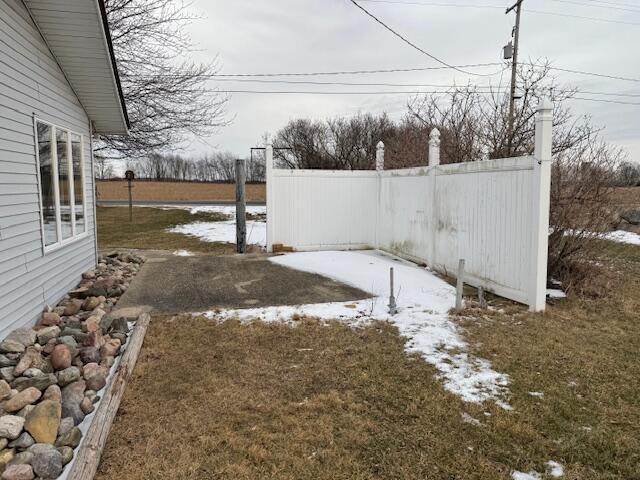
[97,181,265,203]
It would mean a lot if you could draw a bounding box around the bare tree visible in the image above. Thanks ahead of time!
[94,155,115,179]
[616,161,640,187]
[98,0,228,157]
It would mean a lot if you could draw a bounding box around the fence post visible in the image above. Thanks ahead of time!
[266,141,274,253]
[530,98,553,311]
[428,128,440,166]
[428,128,440,267]
[375,141,385,250]
[235,158,246,253]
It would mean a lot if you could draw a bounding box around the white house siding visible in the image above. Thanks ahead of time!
[0,0,97,338]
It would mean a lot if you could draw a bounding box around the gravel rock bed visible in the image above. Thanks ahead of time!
[0,252,144,480]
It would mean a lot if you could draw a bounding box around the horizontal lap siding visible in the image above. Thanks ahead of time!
[0,0,96,337]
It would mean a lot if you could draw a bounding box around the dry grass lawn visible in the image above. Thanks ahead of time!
[96,243,640,480]
[97,206,235,254]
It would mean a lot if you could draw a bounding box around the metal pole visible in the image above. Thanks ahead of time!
[455,259,465,311]
[388,267,397,315]
[235,158,247,253]
[127,178,132,222]
[506,0,523,156]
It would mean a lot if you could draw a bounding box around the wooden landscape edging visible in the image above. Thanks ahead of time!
[67,312,151,480]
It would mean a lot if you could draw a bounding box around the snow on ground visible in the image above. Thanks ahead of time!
[170,220,266,247]
[202,250,510,406]
[546,461,564,478]
[511,471,541,480]
[546,289,566,299]
[603,230,640,245]
[172,250,194,256]
[167,204,267,247]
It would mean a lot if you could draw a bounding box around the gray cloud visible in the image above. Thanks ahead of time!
[181,0,640,162]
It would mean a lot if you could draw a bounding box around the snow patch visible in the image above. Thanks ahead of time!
[546,289,566,299]
[528,391,544,398]
[172,249,194,256]
[546,460,564,478]
[202,250,510,406]
[603,230,640,245]
[169,220,266,246]
[511,471,541,480]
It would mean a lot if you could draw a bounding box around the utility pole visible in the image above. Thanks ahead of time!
[505,0,523,156]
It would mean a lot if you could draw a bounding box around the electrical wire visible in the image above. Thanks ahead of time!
[545,0,640,13]
[357,0,640,26]
[347,0,504,76]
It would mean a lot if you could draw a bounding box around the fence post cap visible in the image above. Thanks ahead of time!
[429,128,441,142]
[376,141,385,150]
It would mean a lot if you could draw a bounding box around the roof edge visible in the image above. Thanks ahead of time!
[96,0,130,131]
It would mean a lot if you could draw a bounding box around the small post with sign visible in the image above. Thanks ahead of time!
[235,159,247,253]
[125,170,135,222]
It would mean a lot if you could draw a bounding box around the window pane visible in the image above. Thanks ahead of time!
[56,129,72,240]
[37,123,57,246]
[71,134,84,234]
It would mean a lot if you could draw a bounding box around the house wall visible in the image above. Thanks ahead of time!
[0,0,96,338]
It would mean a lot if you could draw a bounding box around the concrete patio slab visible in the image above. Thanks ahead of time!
[115,253,369,314]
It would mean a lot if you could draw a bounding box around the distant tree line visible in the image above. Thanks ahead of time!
[95,151,266,183]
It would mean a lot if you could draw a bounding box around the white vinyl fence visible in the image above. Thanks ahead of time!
[266,100,553,311]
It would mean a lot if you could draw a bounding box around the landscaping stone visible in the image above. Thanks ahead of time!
[100,339,120,359]
[42,386,61,403]
[49,345,71,371]
[0,381,12,401]
[68,288,89,299]
[0,342,24,355]
[40,313,60,327]
[100,356,115,368]
[57,419,73,438]
[110,332,127,346]
[82,270,95,280]
[55,367,80,388]
[1,464,34,480]
[21,369,42,379]
[0,449,15,472]
[8,451,33,467]
[16,406,34,420]
[4,330,35,349]
[54,427,81,449]
[24,400,60,444]
[0,357,16,368]
[0,416,25,440]
[59,328,87,344]
[30,444,62,479]
[35,328,60,346]
[0,369,14,384]
[0,440,6,451]
[79,347,100,365]
[13,348,40,377]
[82,297,101,311]
[55,337,77,357]
[57,446,73,466]
[60,382,85,426]
[82,363,108,391]
[8,433,34,449]
[11,375,56,393]
[62,300,82,316]
[83,317,101,334]
[3,388,41,413]
[79,397,94,415]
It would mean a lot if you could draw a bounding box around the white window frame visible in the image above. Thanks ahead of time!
[34,117,88,253]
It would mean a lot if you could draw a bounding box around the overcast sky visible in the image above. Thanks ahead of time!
[181,0,640,162]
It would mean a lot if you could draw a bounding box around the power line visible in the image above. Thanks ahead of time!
[127,63,504,78]
[357,0,640,26]
[209,77,509,88]
[545,0,640,13]
[126,63,640,84]
[347,0,503,76]
[204,89,640,105]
